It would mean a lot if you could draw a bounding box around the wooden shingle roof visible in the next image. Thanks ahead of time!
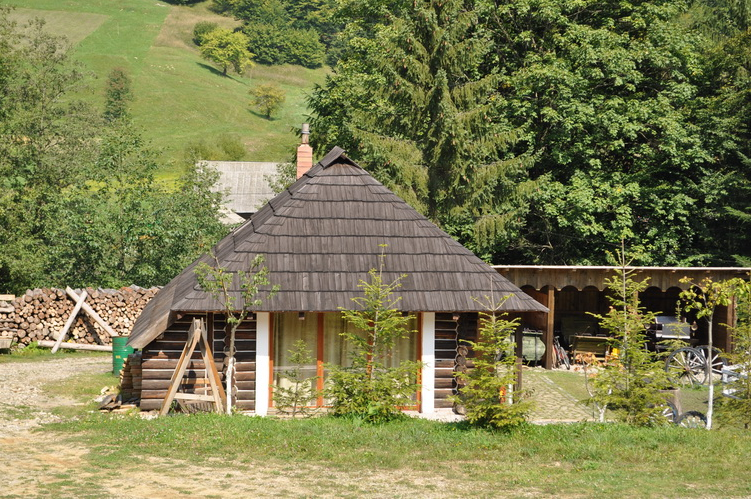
[129,148,547,348]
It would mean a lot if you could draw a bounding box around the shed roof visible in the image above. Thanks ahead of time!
[206,161,278,215]
[495,265,750,292]
[129,148,547,348]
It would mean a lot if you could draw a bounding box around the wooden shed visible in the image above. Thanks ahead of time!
[495,265,750,369]
[128,147,547,414]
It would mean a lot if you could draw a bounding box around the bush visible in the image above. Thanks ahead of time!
[285,28,326,68]
[182,134,247,162]
[326,251,421,423]
[243,23,288,65]
[243,23,325,68]
[450,296,531,431]
[193,21,219,46]
[249,83,286,119]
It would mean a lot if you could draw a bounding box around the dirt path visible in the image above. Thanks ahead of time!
[0,357,479,498]
[0,356,111,434]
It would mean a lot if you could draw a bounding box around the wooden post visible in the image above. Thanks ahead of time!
[39,340,112,352]
[420,312,436,414]
[51,290,88,353]
[159,318,227,416]
[515,328,523,391]
[543,286,555,369]
[66,287,118,337]
[160,319,202,416]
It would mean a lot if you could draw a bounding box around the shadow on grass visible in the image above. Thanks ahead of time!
[196,62,249,84]
[247,108,276,121]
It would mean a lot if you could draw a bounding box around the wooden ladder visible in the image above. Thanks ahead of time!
[159,318,227,415]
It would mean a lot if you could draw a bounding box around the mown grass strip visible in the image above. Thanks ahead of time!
[45,414,751,497]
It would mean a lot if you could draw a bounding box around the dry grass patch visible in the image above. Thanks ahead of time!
[7,7,109,47]
[154,2,240,51]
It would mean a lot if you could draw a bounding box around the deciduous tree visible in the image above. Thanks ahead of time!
[199,28,254,76]
[249,83,286,118]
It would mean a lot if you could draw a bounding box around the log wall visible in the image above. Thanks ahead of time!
[432,312,478,409]
[138,313,257,412]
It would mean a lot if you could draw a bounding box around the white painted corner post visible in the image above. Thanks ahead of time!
[255,312,271,416]
[421,312,436,414]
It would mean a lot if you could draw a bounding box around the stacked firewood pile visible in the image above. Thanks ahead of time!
[0,286,158,347]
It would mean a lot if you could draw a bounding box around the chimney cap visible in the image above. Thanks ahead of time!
[301,123,310,135]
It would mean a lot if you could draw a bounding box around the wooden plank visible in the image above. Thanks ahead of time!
[234,380,256,390]
[159,319,201,416]
[234,361,256,372]
[435,399,454,409]
[139,399,163,411]
[142,378,211,390]
[174,393,216,402]
[235,389,256,400]
[434,378,454,389]
[141,368,218,380]
[51,290,88,353]
[141,359,224,370]
[38,340,112,352]
[142,351,222,361]
[66,287,118,337]
[199,319,226,411]
[434,388,454,398]
[234,400,256,410]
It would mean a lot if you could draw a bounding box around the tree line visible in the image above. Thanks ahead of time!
[307,0,750,267]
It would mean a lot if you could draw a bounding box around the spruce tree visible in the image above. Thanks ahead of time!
[310,0,535,255]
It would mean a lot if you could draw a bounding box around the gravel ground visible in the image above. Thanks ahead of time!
[0,356,111,434]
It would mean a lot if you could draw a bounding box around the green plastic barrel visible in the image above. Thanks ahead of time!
[112,336,134,374]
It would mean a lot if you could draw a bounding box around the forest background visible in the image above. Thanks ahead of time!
[0,0,749,294]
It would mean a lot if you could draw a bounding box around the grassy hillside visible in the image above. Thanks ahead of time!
[4,0,329,177]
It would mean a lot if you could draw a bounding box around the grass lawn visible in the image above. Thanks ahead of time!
[45,413,750,497]
[5,0,329,177]
[25,367,748,497]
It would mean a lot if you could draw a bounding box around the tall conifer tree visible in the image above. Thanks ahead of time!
[309,0,535,256]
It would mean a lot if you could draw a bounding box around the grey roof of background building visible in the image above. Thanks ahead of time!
[205,161,279,215]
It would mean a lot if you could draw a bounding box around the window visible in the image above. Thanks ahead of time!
[272,312,419,407]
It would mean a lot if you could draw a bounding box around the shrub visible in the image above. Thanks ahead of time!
[199,29,254,76]
[249,83,286,119]
[587,256,673,426]
[193,21,219,46]
[243,23,325,68]
[182,134,247,162]
[326,248,421,423]
[285,28,326,68]
[451,296,531,431]
[273,340,319,418]
[243,23,288,65]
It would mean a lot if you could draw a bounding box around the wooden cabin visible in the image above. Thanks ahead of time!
[128,147,547,414]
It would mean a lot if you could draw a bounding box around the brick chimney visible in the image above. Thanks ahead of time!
[296,123,313,179]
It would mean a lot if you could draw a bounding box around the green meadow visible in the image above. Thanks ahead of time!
[4,0,329,176]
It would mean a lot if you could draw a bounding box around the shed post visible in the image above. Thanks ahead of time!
[255,312,271,416]
[543,286,555,369]
[420,312,435,414]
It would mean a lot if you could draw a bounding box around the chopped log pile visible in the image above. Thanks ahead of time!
[0,286,158,347]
